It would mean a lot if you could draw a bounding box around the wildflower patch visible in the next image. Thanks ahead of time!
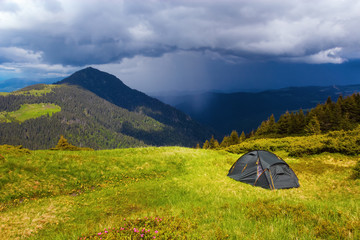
[79,216,197,239]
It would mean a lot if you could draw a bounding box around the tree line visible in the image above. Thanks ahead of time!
[199,93,360,149]
[255,93,360,137]
[198,130,246,149]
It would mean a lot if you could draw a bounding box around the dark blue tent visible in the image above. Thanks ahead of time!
[228,150,300,189]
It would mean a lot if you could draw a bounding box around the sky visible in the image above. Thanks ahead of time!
[1,0,360,93]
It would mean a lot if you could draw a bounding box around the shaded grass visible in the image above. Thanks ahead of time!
[0,146,359,239]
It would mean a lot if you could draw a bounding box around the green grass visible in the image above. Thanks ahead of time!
[0,84,59,97]
[226,128,360,156]
[0,103,61,123]
[0,145,359,239]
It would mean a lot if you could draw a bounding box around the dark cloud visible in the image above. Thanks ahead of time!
[1,0,360,90]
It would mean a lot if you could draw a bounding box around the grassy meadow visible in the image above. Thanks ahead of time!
[0,84,59,97]
[0,145,359,239]
[0,103,61,123]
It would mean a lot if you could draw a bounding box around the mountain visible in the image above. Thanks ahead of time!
[56,67,212,138]
[155,84,360,136]
[0,68,212,149]
[0,77,62,92]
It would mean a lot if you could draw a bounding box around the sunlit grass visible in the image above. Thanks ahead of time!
[0,146,359,239]
[0,84,59,97]
[0,103,61,123]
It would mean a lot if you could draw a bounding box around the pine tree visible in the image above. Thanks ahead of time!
[239,131,246,142]
[209,135,219,149]
[229,130,240,145]
[326,96,332,105]
[256,114,277,136]
[202,140,210,149]
[287,112,296,134]
[249,130,255,138]
[256,120,269,136]
[268,114,277,134]
[304,116,321,135]
[296,109,306,134]
[53,135,78,150]
[277,111,291,134]
[220,136,230,148]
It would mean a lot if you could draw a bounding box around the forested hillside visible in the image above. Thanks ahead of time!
[164,84,360,136]
[57,67,212,140]
[200,92,360,151]
[255,93,360,136]
[0,83,210,149]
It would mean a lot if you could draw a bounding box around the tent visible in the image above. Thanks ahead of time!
[227,150,300,189]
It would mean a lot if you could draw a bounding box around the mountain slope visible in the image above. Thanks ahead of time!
[57,67,212,141]
[159,85,360,136]
[0,68,212,149]
[0,84,154,149]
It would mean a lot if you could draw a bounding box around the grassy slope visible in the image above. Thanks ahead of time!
[0,84,61,123]
[0,146,359,239]
[0,84,58,97]
[0,103,61,123]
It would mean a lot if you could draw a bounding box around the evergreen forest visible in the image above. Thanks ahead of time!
[0,83,211,149]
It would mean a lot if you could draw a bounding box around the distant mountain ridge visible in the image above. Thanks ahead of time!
[155,84,360,136]
[0,77,62,92]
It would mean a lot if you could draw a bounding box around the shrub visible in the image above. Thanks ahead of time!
[0,144,31,156]
[352,161,360,179]
[226,128,360,156]
[50,136,93,151]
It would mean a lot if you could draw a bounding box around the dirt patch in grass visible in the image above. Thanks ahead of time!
[0,203,70,239]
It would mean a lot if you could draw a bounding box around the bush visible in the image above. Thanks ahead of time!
[226,128,360,157]
[352,161,360,179]
[50,135,93,151]
[0,144,31,156]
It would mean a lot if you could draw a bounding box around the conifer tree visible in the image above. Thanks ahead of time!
[277,111,291,134]
[249,130,255,138]
[202,140,210,149]
[220,136,230,148]
[339,113,353,130]
[326,96,332,105]
[209,135,219,149]
[297,109,306,133]
[305,116,321,135]
[239,131,246,142]
[268,114,277,133]
[53,135,77,150]
[256,120,269,135]
[229,130,240,145]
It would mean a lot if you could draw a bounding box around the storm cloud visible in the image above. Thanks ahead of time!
[1,0,360,91]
